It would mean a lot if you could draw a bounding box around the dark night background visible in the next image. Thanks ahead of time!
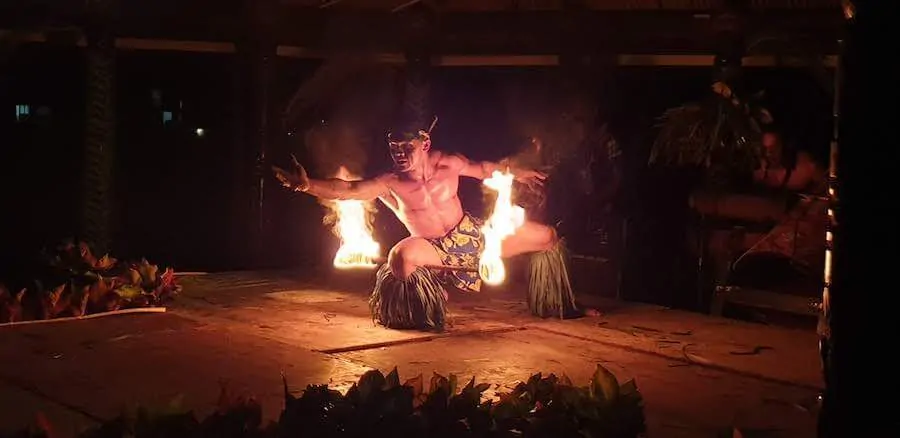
[0,45,832,310]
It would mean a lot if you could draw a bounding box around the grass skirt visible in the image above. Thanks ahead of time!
[527,240,580,319]
[369,264,448,332]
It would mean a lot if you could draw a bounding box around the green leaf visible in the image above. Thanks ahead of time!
[556,386,582,409]
[384,366,400,390]
[430,372,449,395]
[113,285,143,300]
[136,259,160,288]
[403,374,424,397]
[282,372,299,406]
[589,364,620,406]
[462,376,475,392]
[619,379,639,397]
[404,374,426,408]
[127,268,142,286]
[449,374,459,397]
[357,369,386,402]
[474,383,491,394]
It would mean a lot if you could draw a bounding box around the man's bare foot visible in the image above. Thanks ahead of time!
[583,308,603,317]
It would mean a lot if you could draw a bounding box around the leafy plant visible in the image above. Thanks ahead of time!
[0,239,180,324]
[649,81,774,187]
[3,365,645,438]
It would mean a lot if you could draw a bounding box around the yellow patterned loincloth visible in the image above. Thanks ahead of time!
[426,213,485,292]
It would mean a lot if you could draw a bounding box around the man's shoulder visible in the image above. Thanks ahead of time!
[373,172,399,184]
[435,151,466,168]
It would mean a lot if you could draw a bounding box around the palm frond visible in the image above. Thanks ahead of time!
[649,82,771,183]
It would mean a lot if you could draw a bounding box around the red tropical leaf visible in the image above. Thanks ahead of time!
[78,241,97,267]
[87,277,108,305]
[0,286,26,323]
[92,254,117,271]
[50,285,72,318]
[72,288,90,317]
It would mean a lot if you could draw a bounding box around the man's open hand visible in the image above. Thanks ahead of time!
[272,154,310,192]
[514,168,548,189]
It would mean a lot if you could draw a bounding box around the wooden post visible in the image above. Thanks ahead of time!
[81,0,116,255]
[816,35,842,437]
[230,34,249,268]
[398,4,437,129]
[700,0,749,310]
[232,0,277,267]
[819,2,888,435]
[711,0,748,87]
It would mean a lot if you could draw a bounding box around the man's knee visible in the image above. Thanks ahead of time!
[533,223,558,252]
[387,238,434,279]
[387,245,411,279]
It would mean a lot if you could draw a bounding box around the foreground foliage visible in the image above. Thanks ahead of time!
[5,365,645,438]
[0,240,180,324]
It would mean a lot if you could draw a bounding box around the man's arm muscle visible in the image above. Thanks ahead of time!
[305,176,390,201]
[446,154,507,180]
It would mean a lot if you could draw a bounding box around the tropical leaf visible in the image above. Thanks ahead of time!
[1,239,185,324]
[589,363,620,406]
[384,366,401,390]
[0,285,26,323]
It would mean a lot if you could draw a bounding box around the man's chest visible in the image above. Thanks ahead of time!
[392,175,459,207]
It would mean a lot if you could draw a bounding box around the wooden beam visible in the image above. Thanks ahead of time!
[1,9,842,55]
[1,32,237,53]
[3,32,838,67]
[433,54,560,67]
[275,48,837,68]
[116,38,236,53]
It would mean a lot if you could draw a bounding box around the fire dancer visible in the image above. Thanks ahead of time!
[273,124,582,331]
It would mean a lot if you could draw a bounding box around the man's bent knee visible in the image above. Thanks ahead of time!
[387,246,412,280]
[387,238,439,279]
[544,225,559,249]
[532,223,558,252]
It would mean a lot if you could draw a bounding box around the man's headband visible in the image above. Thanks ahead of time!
[388,116,438,144]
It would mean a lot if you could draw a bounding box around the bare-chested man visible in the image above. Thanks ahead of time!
[273,127,580,331]
[753,130,826,193]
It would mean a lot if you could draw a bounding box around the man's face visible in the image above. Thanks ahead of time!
[762,132,782,163]
[389,138,428,172]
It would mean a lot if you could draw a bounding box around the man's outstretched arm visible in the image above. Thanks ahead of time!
[446,153,546,186]
[303,177,389,201]
[273,156,390,201]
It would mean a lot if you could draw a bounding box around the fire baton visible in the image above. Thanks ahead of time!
[367,258,478,274]
[423,265,479,273]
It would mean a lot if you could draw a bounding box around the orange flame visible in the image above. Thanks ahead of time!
[326,167,381,269]
[479,170,525,285]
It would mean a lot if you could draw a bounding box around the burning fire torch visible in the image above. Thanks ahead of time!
[479,170,526,285]
[326,167,381,269]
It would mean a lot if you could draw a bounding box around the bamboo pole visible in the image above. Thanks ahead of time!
[0,307,167,328]
[817,34,842,436]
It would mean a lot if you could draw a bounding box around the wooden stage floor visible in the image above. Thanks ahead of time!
[0,270,823,437]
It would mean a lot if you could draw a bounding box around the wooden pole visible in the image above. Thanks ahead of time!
[819,2,890,435]
[398,3,437,129]
[81,0,116,255]
[817,34,842,438]
[247,0,276,266]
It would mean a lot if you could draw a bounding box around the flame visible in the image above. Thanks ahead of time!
[327,167,381,269]
[479,170,526,285]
